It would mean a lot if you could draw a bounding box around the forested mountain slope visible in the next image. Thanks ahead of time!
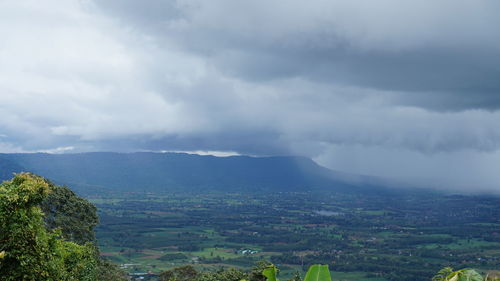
[0,152,389,194]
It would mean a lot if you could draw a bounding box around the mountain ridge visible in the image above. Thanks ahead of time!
[0,152,395,194]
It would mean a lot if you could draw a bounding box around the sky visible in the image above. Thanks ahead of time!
[1,0,500,193]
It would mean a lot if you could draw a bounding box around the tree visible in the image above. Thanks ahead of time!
[249,260,274,281]
[159,265,200,281]
[97,258,129,281]
[40,182,98,244]
[0,173,98,281]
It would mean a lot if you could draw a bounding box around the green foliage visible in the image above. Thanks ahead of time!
[433,267,488,281]
[159,265,199,281]
[57,240,98,281]
[261,264,331,281]
[447,269,482,281]
[38,178,126,280]
[196,268,248,281]
[0,173,98,281]
[159,262,496,281]
[262,265,279,281]
[97,258,129,281]
[433,267,455,281]
[303,265,332,281]
[158,262,314,281]
[40,182,98,244]
[249,260,274,281]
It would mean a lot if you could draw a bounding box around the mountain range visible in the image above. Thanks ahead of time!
[0,152,399,194]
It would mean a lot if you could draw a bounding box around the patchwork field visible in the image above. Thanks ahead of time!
[90,191,500,281]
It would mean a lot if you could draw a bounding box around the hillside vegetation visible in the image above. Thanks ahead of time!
[0,173,127,281]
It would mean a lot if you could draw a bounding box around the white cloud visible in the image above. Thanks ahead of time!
[161,150,240,157]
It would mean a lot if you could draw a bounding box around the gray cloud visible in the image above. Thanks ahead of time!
[94,0,500,109]
[1,0,500,192]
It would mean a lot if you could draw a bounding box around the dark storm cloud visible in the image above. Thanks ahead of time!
[93,0,182,28]
[93,0,500,110]
[2,0,500,192]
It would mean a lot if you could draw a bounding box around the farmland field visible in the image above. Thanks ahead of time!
[90,190,500,281]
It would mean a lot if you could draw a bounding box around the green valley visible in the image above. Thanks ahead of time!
[91,190,500,281]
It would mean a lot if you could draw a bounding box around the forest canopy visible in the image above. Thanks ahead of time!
[0,173,126,281]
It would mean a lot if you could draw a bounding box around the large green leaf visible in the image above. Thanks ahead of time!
[304,265,332,281]
[433,267,454,281]
[447,269,483,281]
[262,265,279,281]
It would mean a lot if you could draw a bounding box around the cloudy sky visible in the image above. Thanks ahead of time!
[1,0,500,193]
